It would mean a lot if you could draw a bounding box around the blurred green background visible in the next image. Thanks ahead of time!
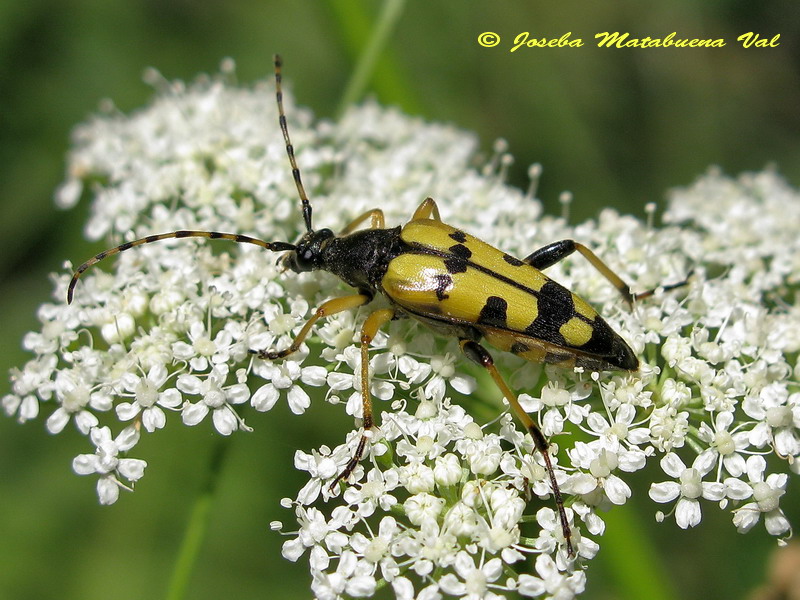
[2,1,799,599]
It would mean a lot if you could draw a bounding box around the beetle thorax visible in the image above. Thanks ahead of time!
[318,226,404,296]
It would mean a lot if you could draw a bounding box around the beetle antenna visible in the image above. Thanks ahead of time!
[67,230,295,304]
[274,54,313,233]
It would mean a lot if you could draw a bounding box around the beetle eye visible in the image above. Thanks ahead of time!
[287,248,315,273]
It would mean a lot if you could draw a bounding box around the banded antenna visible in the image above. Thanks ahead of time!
[67,232,295,304]
[274,54,314,232]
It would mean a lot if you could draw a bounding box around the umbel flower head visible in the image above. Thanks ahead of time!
[3,60,799,599]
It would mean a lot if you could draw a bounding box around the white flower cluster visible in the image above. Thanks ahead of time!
[3,62,799,598]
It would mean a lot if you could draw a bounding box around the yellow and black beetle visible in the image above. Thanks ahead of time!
[68,55,689,557]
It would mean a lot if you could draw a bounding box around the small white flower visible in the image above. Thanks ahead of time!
[648,404,690,452]
[534,507,596,561]
[347,469,400,517]
[172,320,234,371]
[4,355,58,422]
[649,451,725,528]
[433,453,463,487]
[281,503,357,563]
[72,426,146,504]
[310,549,376,600]
[567,440,633,507]
[731,455,790,536]
[177,365,250,435]
[349,515,400,574]
[23,303,80,354]
[438,551,503,599]
[293,446,344,505]
[518,553,586,599]
[603,377,653,410]
[48,370,111,434]
[584,403,647,447]
[115,364,182,432]
[744,382,800,459]
[464,435,503,476]
[518,381,590,436]
[251,358,316,415]
[401,462,436,494]
[697,410,751,477]
[404,492,445,526]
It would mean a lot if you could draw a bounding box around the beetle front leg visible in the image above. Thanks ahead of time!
[329,307,396,490]
[459,338,575,557]
[253,293,371,360]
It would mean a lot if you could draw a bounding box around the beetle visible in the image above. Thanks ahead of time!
[67,55,689,558]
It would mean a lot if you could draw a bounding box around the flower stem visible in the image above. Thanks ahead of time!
[331,0,412,116]
[595,499,679,600]
[164,436,230,600]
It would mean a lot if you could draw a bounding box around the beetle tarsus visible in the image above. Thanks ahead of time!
[328,431,370,492]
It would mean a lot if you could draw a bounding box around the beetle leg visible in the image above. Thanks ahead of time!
[524,239,691,305]
[253,293,371,360]
[338,209,386,236]
[524,240,634,305]
[411,197,442,221]
[459,338,575,557]
[630,269,694,301]
[330,307,396,490]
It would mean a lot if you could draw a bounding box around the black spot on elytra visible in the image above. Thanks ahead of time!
[448,244,472,259]
[578,315,617,356]
[478,296,508,328]
[443,257,467,274]
[503,253,524,267]
[433,274,453,300]
[443,243,472,274]
[449,230,467,243]
[524,280,575,345]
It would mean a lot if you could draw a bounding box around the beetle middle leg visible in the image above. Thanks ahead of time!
[329,307,396,490]
[459,338,575,557]
[338,209,386,236]
[524,239,690,305]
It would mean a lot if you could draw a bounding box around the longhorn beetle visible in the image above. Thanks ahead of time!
[68,55,689,558]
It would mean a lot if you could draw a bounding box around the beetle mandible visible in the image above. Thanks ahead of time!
[68,55,690,558]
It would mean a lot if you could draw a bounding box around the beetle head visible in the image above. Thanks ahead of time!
[279,228,335,273]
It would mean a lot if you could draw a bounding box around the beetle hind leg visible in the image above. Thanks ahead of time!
[411,197,442,221]
[632,269,694,301]
[459,338,575,557]
[524,239,690,305]
[329,307,396,491]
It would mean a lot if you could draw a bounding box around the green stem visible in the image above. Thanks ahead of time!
[164,436,230,600]
[595,500,679,600]
[332,0,409,116]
